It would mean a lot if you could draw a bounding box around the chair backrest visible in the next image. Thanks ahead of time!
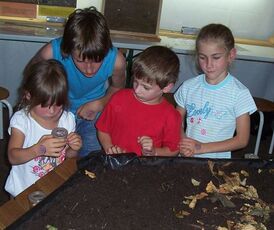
[253,97,274,112]
[1,99,13,118]
[0,86,9,101]
[0,87,13,139]
[0,85,13,118]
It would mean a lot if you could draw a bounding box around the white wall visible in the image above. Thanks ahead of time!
[160,0,274,40]
[76,0,102,11]
[77,0,274,40]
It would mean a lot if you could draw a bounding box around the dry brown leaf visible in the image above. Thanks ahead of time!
[84,170,96,179]
[240,170,249,177]
[217,227,228,230]
[189,197,197,209]
[244,185,258,199]
[219,183,246,194]
[240,224,256,230]
[209,192,236,208]
[223,173,241,187]
[227,220,235,230]
[185,195,195,200]
[196,192,208,200]
[240,178,247,186]
[222,162,232,167]
[191,178,200,186]
[230,185,245,193]
[202,208,208,213]
[175,209,191,218]
[218,186,231,194]
[208,160,215,175]
[231,172,240,177]
[206,181,217,193]
[183,200,190,205]
[239,214,257,224]
[196,220,205,225]
[218,170,225,176]
[256,223,267,230]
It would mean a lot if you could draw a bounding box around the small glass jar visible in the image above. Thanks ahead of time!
[28,190,46,207]
[51,127,68,139]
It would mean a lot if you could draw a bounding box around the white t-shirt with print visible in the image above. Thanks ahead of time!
[5,109,75,197]
[174,73,257,159]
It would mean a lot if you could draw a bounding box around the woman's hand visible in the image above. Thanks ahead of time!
[77,99,104,120]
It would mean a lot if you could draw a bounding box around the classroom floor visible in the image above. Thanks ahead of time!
[0,110,273,207]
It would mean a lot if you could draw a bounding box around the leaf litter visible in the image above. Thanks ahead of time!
[175,160,273,230]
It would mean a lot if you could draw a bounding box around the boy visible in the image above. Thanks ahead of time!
[96,46,181,156]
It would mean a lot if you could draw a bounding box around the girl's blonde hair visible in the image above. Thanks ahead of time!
[195,23,235,73]
[196,23,235,52]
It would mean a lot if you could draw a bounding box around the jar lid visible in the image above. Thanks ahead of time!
[51,127,68,138]
[28,190,46,204]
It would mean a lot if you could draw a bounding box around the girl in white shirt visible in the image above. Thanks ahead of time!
[175,24,257,158]
[5,59,82,197]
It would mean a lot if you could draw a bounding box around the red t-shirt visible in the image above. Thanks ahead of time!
[96,89,181,156]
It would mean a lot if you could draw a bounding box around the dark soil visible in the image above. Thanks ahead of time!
[10,156,274,230]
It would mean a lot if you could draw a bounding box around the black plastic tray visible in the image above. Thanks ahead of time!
[8,151,274,229]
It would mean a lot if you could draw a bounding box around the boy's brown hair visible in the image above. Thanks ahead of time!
[132,46,180,89]
[61,7,112,62]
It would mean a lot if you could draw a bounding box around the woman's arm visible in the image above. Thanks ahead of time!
[76,50,126,120]
[102,50,126,104]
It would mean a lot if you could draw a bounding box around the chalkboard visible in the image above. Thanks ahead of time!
[102,0,162,41]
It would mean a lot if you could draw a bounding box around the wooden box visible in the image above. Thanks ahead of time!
[0,1,37,18]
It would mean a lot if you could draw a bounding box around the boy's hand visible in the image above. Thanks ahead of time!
[67,132,82,151]
[37,135,66,157]
[106,145,126,155]
[138,136,156,156]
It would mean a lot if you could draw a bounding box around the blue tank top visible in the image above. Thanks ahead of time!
[51,37,118,114]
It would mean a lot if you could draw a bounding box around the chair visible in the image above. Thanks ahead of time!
[252,97,274,156]
[0,86,13,139]
[269,120,274,154]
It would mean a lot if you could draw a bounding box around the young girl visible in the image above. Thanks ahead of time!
[175,24,257,158]
[5,59,82,197]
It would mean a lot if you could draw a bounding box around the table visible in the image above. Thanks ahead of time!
[0,157,77,229]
